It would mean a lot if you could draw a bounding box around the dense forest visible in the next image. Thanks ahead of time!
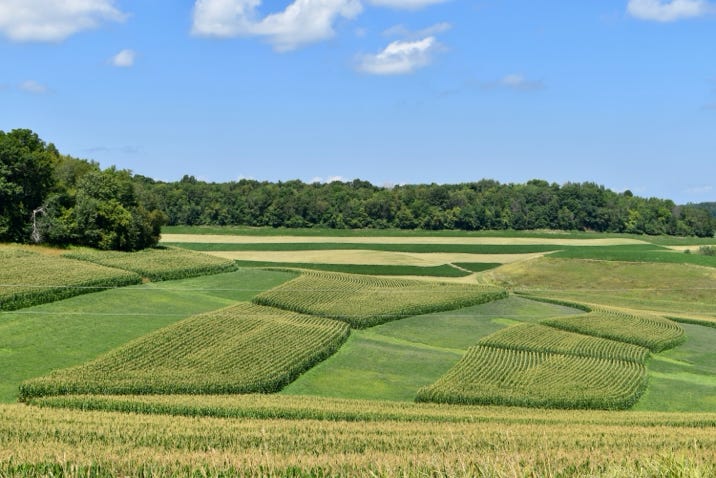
[136,175,715,237]
[2,129,715,250]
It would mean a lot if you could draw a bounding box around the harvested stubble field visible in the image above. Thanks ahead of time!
[161,233,647,245]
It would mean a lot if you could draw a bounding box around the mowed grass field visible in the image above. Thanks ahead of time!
[2,228,716,476]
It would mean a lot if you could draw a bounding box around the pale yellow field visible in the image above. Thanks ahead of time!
[667,245,716,251]
[203,249,546,265]
[162,234,647,246]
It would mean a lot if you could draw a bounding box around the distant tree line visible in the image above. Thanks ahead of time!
[692,202,716,218]
[3,129,713,246]
[136,175,715,237]
[0,129,164,250]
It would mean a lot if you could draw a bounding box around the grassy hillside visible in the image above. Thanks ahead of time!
[2,229,716,476]
[489,256,716,318]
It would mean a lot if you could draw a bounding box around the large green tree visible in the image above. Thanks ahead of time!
[0,129,58,242]
[42,166,165,251]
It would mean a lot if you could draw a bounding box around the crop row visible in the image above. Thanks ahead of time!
[19,303,349,399]
[253,270,508,328]
[0,247,141,311]
[541,307,685,352]
[62,246,237,281]
[477,323,649,363]
[416,345,647,410]
[2,403,715,477]
[27,393,716,427]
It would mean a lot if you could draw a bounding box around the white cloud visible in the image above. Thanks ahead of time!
[310,176,346,183]
[192,0,362,51]
[367,0,451,9]
[19,80,49,94]
[357,36,439,75]
[627,0,715,22]
[0,0,126,42]
[111,49,136,67]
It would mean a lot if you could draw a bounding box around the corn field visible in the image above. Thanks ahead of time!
[0,402,714,477]
[0,247,141,311]
[19,303,349,399]
[416,345,647,409]
[542,307,685,352]
[477,323,650,362]
[253,270,508,328]
[62,246,237,281]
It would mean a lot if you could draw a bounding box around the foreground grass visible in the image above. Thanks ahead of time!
[0,270,294,403]
[1,401,714,477]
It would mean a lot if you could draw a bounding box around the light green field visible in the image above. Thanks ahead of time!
[635,323,716,412]
[0,269,294,402]
[489,256,716,318]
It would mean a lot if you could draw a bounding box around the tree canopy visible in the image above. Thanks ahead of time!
[140,176,715,237]
[0,129,164,250]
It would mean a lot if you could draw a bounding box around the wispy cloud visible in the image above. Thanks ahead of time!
[0,0,126,42]
[482,74,545,91]
[83,145,140,155]
[356,36,441,75]
[627,0,715,22]
[111,49,136,67]
[684,185,714,195]
[192,0,362,51]
[311,176,346,183]
[367,0,451,9]
[382,22,451,39]
[19,80,49,94]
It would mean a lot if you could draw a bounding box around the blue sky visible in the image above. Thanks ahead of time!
[1,0,714,203]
